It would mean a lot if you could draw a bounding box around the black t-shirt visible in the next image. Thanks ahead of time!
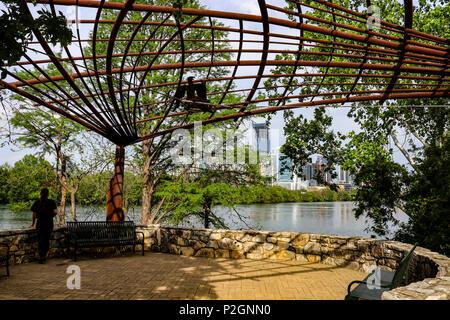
[31,199,57,222]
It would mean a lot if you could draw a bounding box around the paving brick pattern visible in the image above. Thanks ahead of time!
[0,252,367,300]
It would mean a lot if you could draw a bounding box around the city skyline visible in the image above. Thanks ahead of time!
[250,123,354,190]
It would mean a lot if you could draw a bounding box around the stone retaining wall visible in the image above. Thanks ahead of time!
[1,224,449,300]
[0,228,66,264]
[137,224,450,300]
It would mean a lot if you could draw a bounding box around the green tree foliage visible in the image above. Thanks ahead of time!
[0,0,72,76]
[86,0,245,224]
[2,60,117,223]
[154,162,265,229]
[275,0,450,254]
[395,136,450,255]
[282,106,449,254]
[0,163,11,204]
[76,171,111,206]
[8,103,84,161]
[1,151,350,215]
[235,185,350,204]
[6,154,56,212]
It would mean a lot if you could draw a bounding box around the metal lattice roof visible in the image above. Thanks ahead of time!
[1,0,449,146]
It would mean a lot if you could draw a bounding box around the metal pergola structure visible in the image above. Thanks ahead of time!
[0,0,448,221]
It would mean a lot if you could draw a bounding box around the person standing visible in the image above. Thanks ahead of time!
[30,188,58,264]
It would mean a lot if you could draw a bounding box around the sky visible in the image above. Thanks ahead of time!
[0,0,419,166]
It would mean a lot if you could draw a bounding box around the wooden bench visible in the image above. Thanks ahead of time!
[345,243,417,300]
[0,246,10,277]
[66,221,145,261]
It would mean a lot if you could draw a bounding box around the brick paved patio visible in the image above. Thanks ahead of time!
[0,252,367,300]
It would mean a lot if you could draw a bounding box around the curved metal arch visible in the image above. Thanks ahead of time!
[0,0,446,148]
[273,1,305,108]
[105,0,137,140]
[239,0,270,114]
[379,0,414,105]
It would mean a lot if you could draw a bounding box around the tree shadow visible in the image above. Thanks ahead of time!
[0,249,366,300]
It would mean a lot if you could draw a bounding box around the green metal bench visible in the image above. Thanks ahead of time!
[66,221,145,261]
[345,243,417,300]
[0,246,10,277]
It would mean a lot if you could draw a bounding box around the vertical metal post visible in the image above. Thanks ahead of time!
[106,145,125,221]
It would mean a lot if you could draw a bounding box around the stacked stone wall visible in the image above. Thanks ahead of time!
[137,224,449,300]
[1,224,449,299]
[0,228,66,264]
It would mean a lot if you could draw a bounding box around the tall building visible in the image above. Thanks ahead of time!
[302,162,313,181]
[252,121,270,156]
[310,154,333,185]
[267,151,354,190]
[248,120,353,190]
[335,164,353,190]
[268,149,309,190]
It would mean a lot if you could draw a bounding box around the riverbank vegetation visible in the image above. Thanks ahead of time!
[0,155,351,211]
[276,0,449,256]
[0,0,447,257]
[234,185,351,204]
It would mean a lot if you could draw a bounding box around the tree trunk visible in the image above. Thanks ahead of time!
[106,145,125,221]
[58,156,67,226]
[69,182,79,222]
[59,182,67,226]
[141,138,154,225]
[203,200,212,229]
[204,211,210,229]
[391,131,421,174]
[141,183,155,225]
[70,190,77,222]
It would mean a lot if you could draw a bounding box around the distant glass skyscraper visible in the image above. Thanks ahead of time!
[252,121,270,155]
[302,163,313,180]
[264,149,353,190]
[278,156,293,182]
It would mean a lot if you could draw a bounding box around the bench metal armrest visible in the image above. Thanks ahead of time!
[376,256,397,266]
[347,280,365,294]
[347,280,391,295]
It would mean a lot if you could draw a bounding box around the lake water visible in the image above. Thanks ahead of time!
[0,202,408,239]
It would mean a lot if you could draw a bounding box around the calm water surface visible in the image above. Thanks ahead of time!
[0,202,407,239]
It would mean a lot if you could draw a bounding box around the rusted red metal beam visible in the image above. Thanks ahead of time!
[137,90,449,142]
[20,36,447,64]
[29,0,448,42]
[30,1,450,53]
[114,87,450,129]
[238,0,270,113]
[0,0,444,149]
[8,59,448,89]
[33,74,448,109]
[307,0,448,44]
[10,47,449,69]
